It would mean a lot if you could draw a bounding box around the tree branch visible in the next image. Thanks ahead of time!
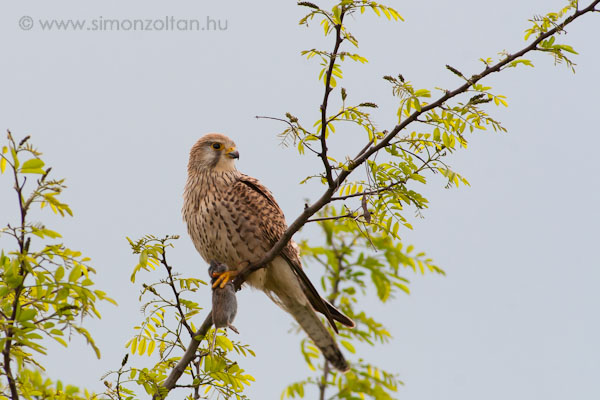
[2,131,27,400]
[160,250,194,338]
[307,213,357,223]
[153,313,213,400]
[343,0,600,178]
[319,12,346,188]
[331,147,441,202]
[236,0,598,303]
[157,2,600,397]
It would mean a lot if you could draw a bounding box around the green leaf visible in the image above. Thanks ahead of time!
[138,337,146,355]
[19,308,37,322]
[332,5,341,23]
[509,59,534,68]
[414,89,431,97]
[130,337,138,354]
[21,158,44,170]
[10,147,19,169]
[20,158,45,174]
[68,264,82,283]
[340,340,356,354]
[442,132,451,147]
[556,44,578,54]
[55,266,65,281]
[216,334,234,351]
[41,229,62,239]
[147,340,156,356]
[20,168,45,174]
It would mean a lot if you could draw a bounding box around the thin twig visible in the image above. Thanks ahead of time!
[153,313,213,399]
[307,213,357,223]
[160,250,194,338]
[331,150,440,202]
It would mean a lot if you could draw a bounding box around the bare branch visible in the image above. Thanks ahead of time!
[160,250,194,338]
[319,11,346,188]
[153,313,213,399]
[255,115,292,125]
[307,212,357,223]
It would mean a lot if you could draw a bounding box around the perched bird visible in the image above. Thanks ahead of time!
[183,133,355,371]
[208,260,239,354]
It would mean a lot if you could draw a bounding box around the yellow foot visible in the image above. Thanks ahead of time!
[211,270,238,289]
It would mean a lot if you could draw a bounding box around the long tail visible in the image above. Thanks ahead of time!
[282,253,355,331]
[266,256,350,372]
[285,299,350,372]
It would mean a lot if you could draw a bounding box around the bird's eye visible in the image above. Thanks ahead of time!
[212,143,222,150]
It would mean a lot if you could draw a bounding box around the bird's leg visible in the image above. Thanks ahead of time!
[233,260,264,291]
[211,270,238,289]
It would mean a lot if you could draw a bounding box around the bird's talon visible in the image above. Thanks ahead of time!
[211,270,238,289]
[211,273,226,289]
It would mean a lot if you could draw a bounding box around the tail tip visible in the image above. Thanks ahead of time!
[334,359,351,373]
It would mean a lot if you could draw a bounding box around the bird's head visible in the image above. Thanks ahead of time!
[188,133,239,172]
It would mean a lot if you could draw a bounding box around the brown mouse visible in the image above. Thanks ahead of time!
[208,260,238,353]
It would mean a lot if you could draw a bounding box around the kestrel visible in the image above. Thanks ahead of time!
[183,133,355,371]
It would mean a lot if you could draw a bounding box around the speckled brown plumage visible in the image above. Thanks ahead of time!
[182,133,354,372]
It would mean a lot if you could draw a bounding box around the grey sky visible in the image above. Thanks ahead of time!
[1,0,599,399]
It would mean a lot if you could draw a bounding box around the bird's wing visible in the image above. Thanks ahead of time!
[233,174,341,331]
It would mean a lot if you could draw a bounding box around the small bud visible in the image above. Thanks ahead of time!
[121,353,129,367]
[445,65,465,79]
[19,136,31,146]
[41,167,52,182]
[298,1,320,9]
[358,102,378,108]
[285,112,299,123]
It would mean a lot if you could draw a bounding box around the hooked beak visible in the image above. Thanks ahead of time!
[226,148,239,159]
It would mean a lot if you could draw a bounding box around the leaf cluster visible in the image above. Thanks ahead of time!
[103,235,255,400]
[283,205,443,399]
[0,132,115,400]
